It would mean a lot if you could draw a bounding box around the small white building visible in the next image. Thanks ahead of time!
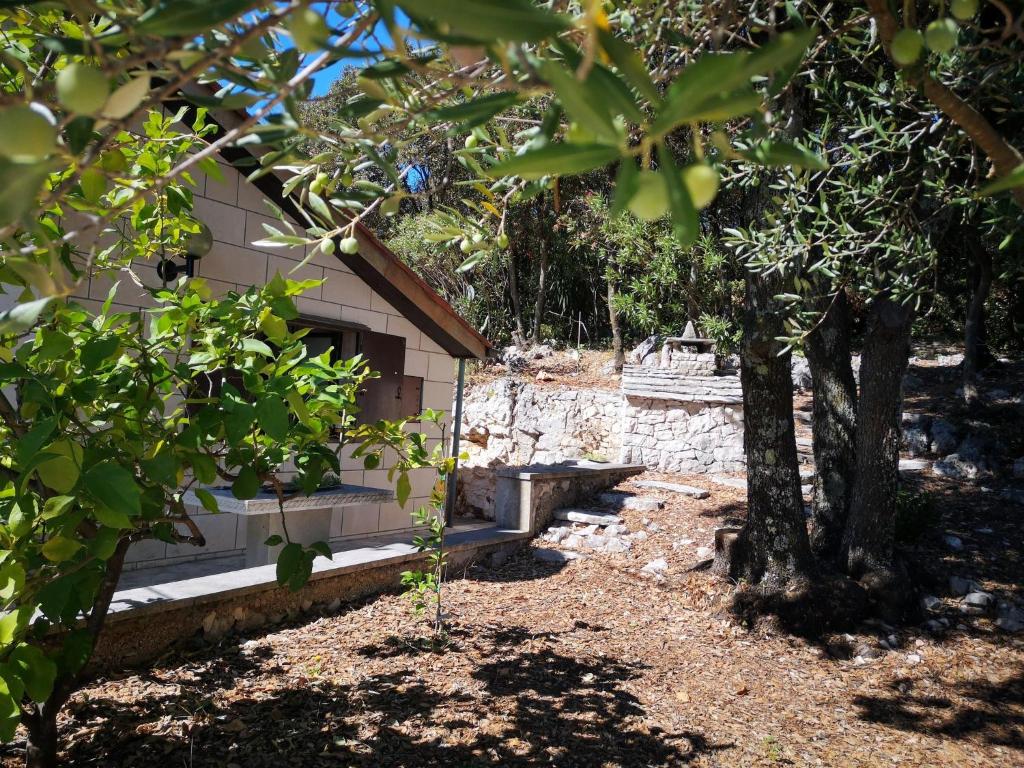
[67,99,490,574]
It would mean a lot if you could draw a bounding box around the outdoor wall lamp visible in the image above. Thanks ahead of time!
[157,221,213,281]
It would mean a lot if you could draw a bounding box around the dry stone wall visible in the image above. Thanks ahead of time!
[458,380,622,517]
[620,398,745,474]
[457,377,746,517]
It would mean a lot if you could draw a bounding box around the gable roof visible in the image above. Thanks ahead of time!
[168,90,491,361]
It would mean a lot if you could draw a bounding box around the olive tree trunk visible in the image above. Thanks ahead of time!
[23,539,130,768]
[607,277,624,371]
[805,290,858,561]
[530,198,549,346]
[841,297,914,578]
[723,271,813,588]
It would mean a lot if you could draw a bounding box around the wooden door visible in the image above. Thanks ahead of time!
[357,331,405,423]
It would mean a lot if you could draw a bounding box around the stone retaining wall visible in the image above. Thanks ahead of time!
[458,380,622,517]
[620,397,745,474]
[456,377,745,518]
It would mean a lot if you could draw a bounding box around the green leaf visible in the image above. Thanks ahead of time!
[609,159,640,219]
[232,466,260,500]
[276,542,303,587]
[41,536,82,563]
[399,0,569,43]
[740,139,829,170]
[977,164,1024,196]
[81,336,119,370]
[88,527,121,560]
[658,143,699,247]
[8,645,57,703]
[241,338,273,356]
[256,396,289,441]
[37,442,82,494]
[136,0,257,36]
[41,495,76,520]
[396,472,412,507]
[538,61,619,144]
[308,540,332,559]
[426,93,521,129]
[194,488,219,513]
[0,158,58,227]
[264,534,283,547]
[0,677,20,742]
[488,143,620,180]
[0,297,52,335]
[83,461,141,528]
[596,28,661,105]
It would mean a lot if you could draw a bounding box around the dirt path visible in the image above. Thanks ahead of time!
[9,467,1021,767]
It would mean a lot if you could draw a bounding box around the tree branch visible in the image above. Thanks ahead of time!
[865,0,1024,208]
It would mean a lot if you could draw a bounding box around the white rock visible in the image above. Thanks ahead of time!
[906,653,922,665]
[640,558,669,576]
[598,492,664,512]
[630,531,649,542]
[695,546,713,559]
[963,591,995,609]
[604,538,632,554]
[554,508,623,526]
[633,480,710,499]
[534,548,582,563]
[943,534,964,551]
[562,534,585,550]
[949,576,980,597]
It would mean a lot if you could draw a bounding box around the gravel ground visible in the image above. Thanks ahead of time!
[5,465,1021,767]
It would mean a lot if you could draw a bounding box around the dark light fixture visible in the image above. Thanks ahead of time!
[157,221,213,281]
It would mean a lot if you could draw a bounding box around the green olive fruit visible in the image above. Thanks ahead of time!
[339,236,360,254]
[925,18,958,54]
[337,2,357,18]
[459,238,472,253]
[496,233,509,249]
[289,7,329,53]
[950,0,978,21]
[626,170,668,221]
[56,63,109,115]
[472,232,484,243]
[0,106,57,161]
[321,238,336,256]
[464,134,478,149]
[681,164,720,209]
[890,28,925,65]
[380,195,400,216]
[99,148,127,173]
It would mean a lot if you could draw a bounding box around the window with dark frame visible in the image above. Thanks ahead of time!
[290,317,424,424]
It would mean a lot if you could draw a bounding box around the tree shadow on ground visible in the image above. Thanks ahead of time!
[53,624,722,767]
[852,670,1024,750]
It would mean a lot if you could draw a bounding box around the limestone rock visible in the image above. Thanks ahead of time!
[534,547,583,564]
[791,356,813,391]
[937,353,964,367]
[963,591,994,609]
[943,534,964,551]
[902,425,931,457]
[997,605,1024,632]
[899,458,930,473]
[640,558,668,577]
[628,335,661,366]
[930,418,958,456]
[933,453,991,483]
[598,492,664,512]
[553,508,623,526]
[949,576,981,597]
[633,479,710,499]
[709,475,746,490]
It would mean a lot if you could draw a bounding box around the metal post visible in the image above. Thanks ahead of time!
[444,357,466,527]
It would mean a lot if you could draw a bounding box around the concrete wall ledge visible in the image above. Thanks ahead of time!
[108,526,529,623]
[494,461,645,481]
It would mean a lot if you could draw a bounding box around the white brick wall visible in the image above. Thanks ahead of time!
[67,159,459,571]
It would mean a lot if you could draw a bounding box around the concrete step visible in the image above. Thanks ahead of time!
[553,508,623,526]
[597,492,664,512]
[899,458,931,473]
[633,480,710,499]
